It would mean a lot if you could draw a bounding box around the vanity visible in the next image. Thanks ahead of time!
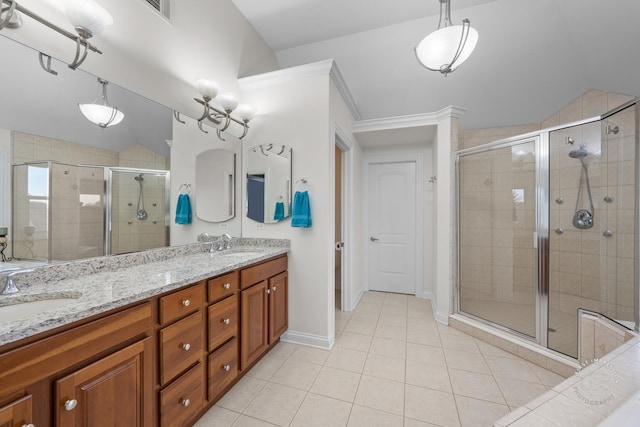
[0,239,289,427]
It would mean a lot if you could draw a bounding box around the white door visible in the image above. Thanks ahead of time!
[368,161,416,294]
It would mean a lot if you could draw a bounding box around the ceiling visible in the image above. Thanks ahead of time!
[232,0,640,132]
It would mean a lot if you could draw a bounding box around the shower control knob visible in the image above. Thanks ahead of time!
[603,230,614,238]
[555,197,564,204]
[555,228,564,235]
[604,196,614,203]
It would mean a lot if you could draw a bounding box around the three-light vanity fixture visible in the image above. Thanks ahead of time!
[0,0,112,70]
[414,0,478,76]
[194,78,256,141]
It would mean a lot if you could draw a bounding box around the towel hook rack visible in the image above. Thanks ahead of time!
[295,177,308,185]
[179,183,191,194]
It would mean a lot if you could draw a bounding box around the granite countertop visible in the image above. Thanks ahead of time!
[0,239,289,347]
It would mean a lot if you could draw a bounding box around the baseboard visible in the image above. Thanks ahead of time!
[417,291,433,300]
[435,310,449,325]
[280,330,334,350]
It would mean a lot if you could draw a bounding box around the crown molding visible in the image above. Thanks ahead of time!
[239,60,361,120]
[352,105,466,133]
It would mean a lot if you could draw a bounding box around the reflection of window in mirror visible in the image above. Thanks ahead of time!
[246,145,292,224]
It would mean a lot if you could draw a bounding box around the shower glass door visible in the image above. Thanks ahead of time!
[548,104,636,358]
[457,137,538,338]
[108,168,170,255]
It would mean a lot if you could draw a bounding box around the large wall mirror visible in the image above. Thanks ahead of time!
[246,144,292,224]
[195,149,236,222]
[0,34,173,264]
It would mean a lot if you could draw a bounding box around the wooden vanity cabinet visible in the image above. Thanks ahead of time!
[205,271,239,402]
[240,255,288,370]
[0,302,153,427]
[157,282,205,427]
[0,394,33,427]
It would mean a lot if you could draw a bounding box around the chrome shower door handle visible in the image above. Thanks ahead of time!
[370,237,379,242]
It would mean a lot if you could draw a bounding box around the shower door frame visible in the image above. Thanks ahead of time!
[105,167,171,255]
[455,99,640,353]
[455,134,547,345]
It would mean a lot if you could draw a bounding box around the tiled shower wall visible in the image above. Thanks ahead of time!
[10,132,169,260]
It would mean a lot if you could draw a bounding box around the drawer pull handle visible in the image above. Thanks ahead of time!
[223,364,231,372]
[222,318,230,325]
[182,343,191,351]
[223,283,231,289]
[181,299,190,307]
[64,399,77,411]
[181,398,191,407]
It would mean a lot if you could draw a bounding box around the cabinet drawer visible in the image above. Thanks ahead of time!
[0,394,32,426]
[208,271,239,303]
[159,283,204,325]
[160,362,203,427]
[208,295,238,351]
[160,311,203,385]
[208,338,238,401]
[240,255,287,289]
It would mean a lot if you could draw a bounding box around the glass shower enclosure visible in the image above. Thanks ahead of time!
[12,162,170,262]
[456,100,638,358]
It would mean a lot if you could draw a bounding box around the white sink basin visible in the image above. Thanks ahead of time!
[0,294,80,321]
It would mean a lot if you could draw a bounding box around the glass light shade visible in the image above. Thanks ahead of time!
[78,103,124,127]
[196,78,219,100]
[236,104,256,122]
[415,24,478,72]
[218,93,239,112]
[65,0,113,36]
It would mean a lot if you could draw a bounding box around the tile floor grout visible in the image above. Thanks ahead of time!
[195,291,566,427]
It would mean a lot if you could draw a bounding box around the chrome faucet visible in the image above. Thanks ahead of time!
[1,269,34,295]
[221,234,232,250]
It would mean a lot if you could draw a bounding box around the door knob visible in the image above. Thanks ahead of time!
[370,237,379,242]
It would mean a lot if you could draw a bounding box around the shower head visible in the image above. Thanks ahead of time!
[569,144,588,159]
[134,174,144,182]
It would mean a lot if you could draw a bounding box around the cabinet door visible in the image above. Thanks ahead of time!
[55,339,149,427]
[268,272,288,344]
[240,281,268,370]
[0,394,33,426]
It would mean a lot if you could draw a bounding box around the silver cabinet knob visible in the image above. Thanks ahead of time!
[223,364,231,372]
[272,286,277,292]
[181,299,190,307]
[64,399,77,411]
[222,318,230,325]
[22,424,35,427]
[266,289,271,294]
[223,283,231,289]
[181,398,191,407]
[182,343,191,351]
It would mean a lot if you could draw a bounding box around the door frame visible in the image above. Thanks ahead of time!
[335,125,354,312]
[364,153,424,297]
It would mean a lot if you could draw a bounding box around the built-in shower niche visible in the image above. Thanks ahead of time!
[12,162,169,262]
[456,100,638,360]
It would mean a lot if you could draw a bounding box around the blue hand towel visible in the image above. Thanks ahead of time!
[175,193,192,224]
[274,201,285,221]
[291,191,312,227]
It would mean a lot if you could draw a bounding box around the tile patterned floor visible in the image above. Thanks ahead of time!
[195,291,566,427]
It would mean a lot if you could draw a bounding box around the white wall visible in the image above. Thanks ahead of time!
[170,115,242,244]
[0,130,11,240]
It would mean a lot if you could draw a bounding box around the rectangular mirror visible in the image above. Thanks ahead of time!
[195,149,236,222]
[246,144,292,224]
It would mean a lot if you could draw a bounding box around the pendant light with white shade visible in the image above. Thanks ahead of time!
[78,78,124,128]
[415,0,478,76]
